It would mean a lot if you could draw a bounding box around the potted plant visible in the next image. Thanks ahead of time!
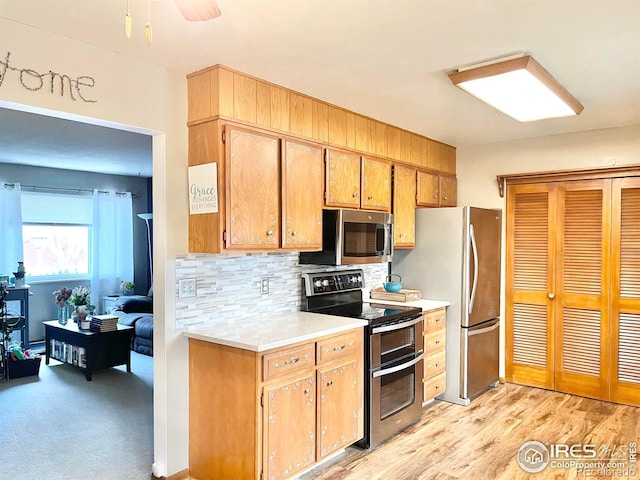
[120,281,135,296]
[69,286,96,329]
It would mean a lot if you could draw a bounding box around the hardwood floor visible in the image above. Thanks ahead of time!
[299,383,640,480]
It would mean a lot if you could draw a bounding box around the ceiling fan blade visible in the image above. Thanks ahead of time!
[174,0,221,21]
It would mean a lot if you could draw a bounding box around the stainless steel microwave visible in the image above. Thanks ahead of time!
[299,209,393,265]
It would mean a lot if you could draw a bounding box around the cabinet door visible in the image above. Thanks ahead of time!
[439,175,457,207]
[506,184,554,389]
[392,165,416,248]
[225,125,280,249]
[416,170,439,207]
[317,362,361,459]
[264,375,316,480]
[325,148,361,208]
[553,180,610,401]
[610,177,640,406]
[281,138,323,250]
[361,156,391,211]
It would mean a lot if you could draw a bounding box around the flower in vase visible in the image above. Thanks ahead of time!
[69,286,96,314]
[53,287,73,307]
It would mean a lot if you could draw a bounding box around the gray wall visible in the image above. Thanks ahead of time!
[0,162,151,342]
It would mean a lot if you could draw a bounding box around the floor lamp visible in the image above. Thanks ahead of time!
[137,213,153,286]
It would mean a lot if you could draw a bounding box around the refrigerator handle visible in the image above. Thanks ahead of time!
[469,223,479,315]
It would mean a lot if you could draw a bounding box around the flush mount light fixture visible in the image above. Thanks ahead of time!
[448,54,584,122]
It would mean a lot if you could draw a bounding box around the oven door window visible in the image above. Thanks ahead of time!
[378,360,417,420]
[380,326,416,364]
[343,222,387,257]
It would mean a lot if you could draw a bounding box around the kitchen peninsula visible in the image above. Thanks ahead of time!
[183,312,367,480]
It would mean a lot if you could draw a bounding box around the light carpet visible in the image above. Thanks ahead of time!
[1,351,153,480]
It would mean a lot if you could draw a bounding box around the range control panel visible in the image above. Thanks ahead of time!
[302,270,364,296]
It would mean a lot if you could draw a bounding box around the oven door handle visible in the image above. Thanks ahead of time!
[372,352,424,378]
[371,315,423,334]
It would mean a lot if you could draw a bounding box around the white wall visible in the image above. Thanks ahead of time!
[1,18,190,476]
[456,125,640,376]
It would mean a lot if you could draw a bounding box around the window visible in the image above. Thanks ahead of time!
[21,191,93,281]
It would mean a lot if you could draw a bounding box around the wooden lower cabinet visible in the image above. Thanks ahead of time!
[422,308,447,403]
[189,328,364,480]
[264,374,316,479]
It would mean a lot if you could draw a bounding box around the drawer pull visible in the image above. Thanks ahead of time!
[367,195,373,200]
[332,344,346,352]
[326,380,333,387]
[267,230,274,236]
[304,388,311,394]
[352,192,358,198]
[435,340,441,344]
[284,357,300,366]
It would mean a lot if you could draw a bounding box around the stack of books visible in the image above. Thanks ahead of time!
[90,314,118,333]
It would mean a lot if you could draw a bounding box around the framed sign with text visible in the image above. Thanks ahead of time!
[188,163,218,214]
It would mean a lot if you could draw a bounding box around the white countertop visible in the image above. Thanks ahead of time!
[183,311,368,352]
[363,288,450,311]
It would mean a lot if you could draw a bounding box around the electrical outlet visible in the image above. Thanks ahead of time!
[179,278,196,298]
[260,277,269,295]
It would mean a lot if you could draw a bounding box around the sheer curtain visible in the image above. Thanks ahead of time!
[0,182,23,277]
[91,190,134,308]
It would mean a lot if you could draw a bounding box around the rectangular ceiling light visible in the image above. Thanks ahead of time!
[448,54,584,122]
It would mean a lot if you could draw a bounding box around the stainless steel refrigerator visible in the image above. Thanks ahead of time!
[393,206,502,406]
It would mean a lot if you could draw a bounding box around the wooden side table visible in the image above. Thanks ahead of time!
[43,320,133,381]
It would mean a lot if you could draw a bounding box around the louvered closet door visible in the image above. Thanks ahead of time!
[506,184,555,389]
[611,177,640,406]
[553,180,611,401]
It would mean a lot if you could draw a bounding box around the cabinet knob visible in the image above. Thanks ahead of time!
[291,231,297,236]
[367,195,373,200]
[352,192,358,198]
[267,230,273,236]
[399,233,403,238]
[548,292,555,299]
[443,196,448,200]
[433,195,437,199]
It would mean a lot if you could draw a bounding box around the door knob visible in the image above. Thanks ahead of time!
[548,293,555,299]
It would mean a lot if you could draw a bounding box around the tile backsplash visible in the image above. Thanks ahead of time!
[175,253,388,331]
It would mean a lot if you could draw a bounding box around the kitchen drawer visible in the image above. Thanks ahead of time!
[423,372,446,401]
[424,350,446,379]
[263,343,315,382]
[316,330,359,365]
[423,308,446,333]
[424,329,446,353]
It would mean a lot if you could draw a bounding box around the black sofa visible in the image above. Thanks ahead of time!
[113,293,154,356]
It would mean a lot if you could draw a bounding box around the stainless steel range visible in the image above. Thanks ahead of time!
[302,269,424,449]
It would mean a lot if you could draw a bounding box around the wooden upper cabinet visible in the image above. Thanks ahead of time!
[361,156,391,212]
[270,86,290,132]
[393,165,416,248]
[328,106,347,147]
[290,93,313,138]
[325,148,361,208]
[427,139,456,174]
[225,125,280,249]
[416,170,457,207]
[233,73,257,123]
[312,101,329,143]
[281,138,323,251]
[439,174,457,206]
[416,170,440,207]
[410,135,428,168]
